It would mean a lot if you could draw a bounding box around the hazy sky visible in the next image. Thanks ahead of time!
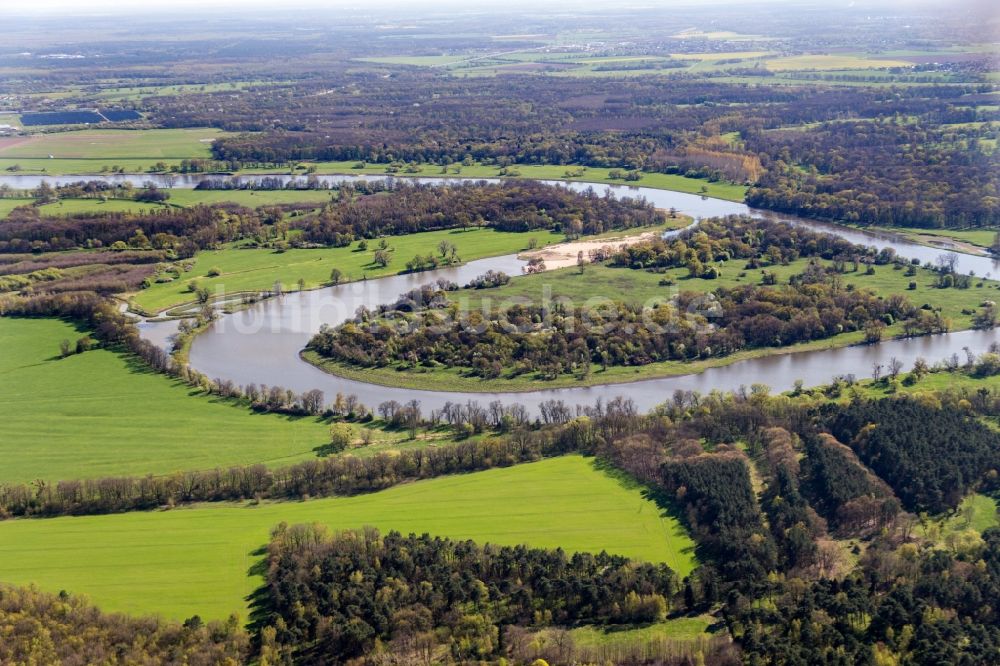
[7,0,978,17]
[2,0,889,13]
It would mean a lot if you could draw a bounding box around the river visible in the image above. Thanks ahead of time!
[34,174,990,414]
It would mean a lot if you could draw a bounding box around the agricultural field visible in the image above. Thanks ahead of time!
[0,455,698,619]
[0,316,440,483]
[0,128,225,159]
[0,128,229,174]
[306,257,1000,392]
[131,226,567,313]
[764,54,915,71]
[0,190,340,219]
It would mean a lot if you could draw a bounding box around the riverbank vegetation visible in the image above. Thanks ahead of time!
[0,180,670,314]
[306,216,998,391]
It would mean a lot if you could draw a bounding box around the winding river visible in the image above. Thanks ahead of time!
[9,173,998,413]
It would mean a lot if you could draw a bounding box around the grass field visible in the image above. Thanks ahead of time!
[0,198,33,217]
[306,256,1000,392]
[0,455,698,620]
[131,227,567,313]
[0,128,226,159]
[0,317,330,483]
[240,162,748,202]
[764,55,914,71]
[942,494,999,536]
[874,226,997,253]
[0,128,229,174]
[0,190,340,219]
[569,614,716,648]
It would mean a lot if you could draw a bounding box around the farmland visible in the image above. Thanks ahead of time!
[0,129,225,160]
[0,190,339,219]
[0,317,333,483]
[763,54,915,71]
[0,128,229,174]
[0,455,697,620]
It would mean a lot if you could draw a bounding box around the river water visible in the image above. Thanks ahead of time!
[30,173,991,414]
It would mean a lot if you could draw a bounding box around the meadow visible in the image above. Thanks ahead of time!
[241,162,749,202]
[0,128,226,160]
[0,455,698,620]
[0,317,445,483]
[877,226,997,253]
[0,190,339,219]
[306,256,1000,392]
[763,54,916,71]
[0,128,229,174]
[131,226,566,313]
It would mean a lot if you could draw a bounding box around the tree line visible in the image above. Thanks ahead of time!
[298,180,664,246]
[0,584,248,665]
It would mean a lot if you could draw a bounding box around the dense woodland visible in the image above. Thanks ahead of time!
[0,585,248,664]
[0,180,660,257]
[310,279,914,379]
[253,526,679,664]
[746,119,1000,228]
[138,71,1000,229]
[299,180,663,245]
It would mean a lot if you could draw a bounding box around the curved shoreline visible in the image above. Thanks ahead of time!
[136,181,1000,414]
[298,327,967,394]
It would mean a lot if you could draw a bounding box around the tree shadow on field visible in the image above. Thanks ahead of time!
[245,544,272,632]
[591,457,697,560]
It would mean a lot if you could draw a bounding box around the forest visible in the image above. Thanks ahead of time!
[298,180,663,245]
[140,71,1000,229]
[309,279,915,379]
[252,525,679,664]
[0,180,660,256]
[0,585,248,664]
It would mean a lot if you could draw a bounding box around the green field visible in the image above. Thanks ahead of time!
[0,129,226,159]
[0,128,229,174]
[241,162,749,202]
[569,614,716,648]
[131,227,566,313]
[764,54,915,71]
[0,317,333,483]
[0,198,33,217]
[0,190,340,219]
[942,494,1000,536]
[0,456,698,620]
[306,257,1000,392]
[874,226,997,254]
